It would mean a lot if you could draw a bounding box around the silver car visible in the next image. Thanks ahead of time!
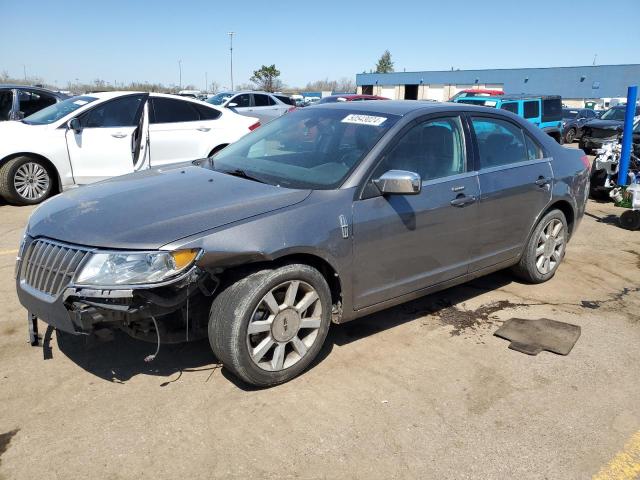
[206,91,293,124]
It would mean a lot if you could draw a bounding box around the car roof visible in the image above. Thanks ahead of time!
[0,84,67,97]
[309,100,496,116]
[466,94,561,101]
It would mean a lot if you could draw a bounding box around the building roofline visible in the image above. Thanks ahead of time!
[357,64,640,76]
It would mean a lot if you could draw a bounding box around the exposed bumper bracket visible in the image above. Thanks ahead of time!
[28,312,39,346]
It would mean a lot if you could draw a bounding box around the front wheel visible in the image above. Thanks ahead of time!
[208,264,332,387]
[512,210,568,283]
[0,156,54,205]
[564,128,576,144]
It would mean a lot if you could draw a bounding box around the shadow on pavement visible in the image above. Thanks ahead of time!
[54,271,515,387]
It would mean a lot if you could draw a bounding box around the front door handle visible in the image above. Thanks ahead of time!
[197,127,211,132]
[450,195,477,207]
[111,133,127,138]
[535,177,551,187]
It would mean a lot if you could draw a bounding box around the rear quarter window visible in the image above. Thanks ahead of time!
[542,98,563,122]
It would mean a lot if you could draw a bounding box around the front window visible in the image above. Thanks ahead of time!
[22,96,97,125]
[210,108,400,189]
[599,108,626,121]
[206,92,235,105]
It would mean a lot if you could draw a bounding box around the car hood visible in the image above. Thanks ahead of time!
[27,164,311,249]
[583,119,623,131]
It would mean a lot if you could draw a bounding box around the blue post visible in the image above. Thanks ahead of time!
[618,85,638,186]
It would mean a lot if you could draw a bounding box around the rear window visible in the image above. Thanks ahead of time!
[542,98,562,122]
[275,95,294,106]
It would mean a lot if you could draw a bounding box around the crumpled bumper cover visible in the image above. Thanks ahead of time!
[15,269,202,336]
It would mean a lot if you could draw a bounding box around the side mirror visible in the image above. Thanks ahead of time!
[373,170,421,195]
[227,102,238,108]
[67,118,82,133]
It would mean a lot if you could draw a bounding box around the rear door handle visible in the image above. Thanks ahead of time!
[197,127,211,132]
[535,177,551,187]
[450,195,477,207]
[111,133,127,138]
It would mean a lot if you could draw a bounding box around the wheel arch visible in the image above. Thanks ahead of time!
[0,152,62,194]
[542,199,576,237]
[207,144,229,157]
[217,252,343,312]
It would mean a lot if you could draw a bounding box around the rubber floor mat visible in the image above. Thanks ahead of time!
[494,318,581,355]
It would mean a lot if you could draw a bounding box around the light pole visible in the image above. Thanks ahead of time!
[227,32,235,90]
[205,71,208,93]
[178,59,182,89]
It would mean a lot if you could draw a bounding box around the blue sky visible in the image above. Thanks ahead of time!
[1,0,639,89]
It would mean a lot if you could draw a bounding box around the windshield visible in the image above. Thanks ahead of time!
[206,92,235,105]
[211,108,400,189]
[22,96,98,125]
[562,109,579,119]
[600,108,626,121]
[457,99,498,107]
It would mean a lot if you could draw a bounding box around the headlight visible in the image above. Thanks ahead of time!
[74,249,200,286]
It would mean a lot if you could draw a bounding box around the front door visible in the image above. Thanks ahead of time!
[66,94,147,184]
[468,115,552,271]
[352,115,479,309]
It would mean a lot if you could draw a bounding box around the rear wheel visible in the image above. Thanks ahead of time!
[208,264,331,387]
[512,209,568,283]
[0,156,54,205]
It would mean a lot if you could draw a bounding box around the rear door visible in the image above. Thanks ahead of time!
[352,115,479,309]
[468,115,552,271]
[66,94,147,184]
[148,96,214,166]
[251,94,282,124]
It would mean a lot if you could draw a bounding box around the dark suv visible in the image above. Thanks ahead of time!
[561,108,597,143]
[580,105,640,154]
[0,85,67,121]
[16,101,590,386]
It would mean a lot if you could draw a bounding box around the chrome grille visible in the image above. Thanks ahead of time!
[20,239,90,296]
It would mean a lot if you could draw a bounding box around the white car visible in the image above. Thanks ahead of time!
[0,91,260,205]
[206,91,293,125]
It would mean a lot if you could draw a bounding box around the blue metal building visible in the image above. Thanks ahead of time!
[356,64,640,105]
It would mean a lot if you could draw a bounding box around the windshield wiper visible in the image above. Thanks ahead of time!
[219,168,266,184]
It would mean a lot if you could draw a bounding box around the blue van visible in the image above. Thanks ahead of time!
[454,94,564,143]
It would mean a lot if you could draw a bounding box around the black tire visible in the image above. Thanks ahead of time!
[579,143,592,155]
[619,210,640,230]
[589,165,613,200]
[208,264,332,387]
[512,209,568,284]
[564,127,576,144]
[0,156,54,205]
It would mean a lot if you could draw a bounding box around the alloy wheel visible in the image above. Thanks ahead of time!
[14,162,50,201]
[535,218,565,275]
[246,280,322,372]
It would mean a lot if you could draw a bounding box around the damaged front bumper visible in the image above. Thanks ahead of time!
[15,238,217,344]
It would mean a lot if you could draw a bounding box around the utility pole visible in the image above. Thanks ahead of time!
[23,65,27,82]
[592,54,597,66]
[205,71,208,93]
[178,59,182,89]
[228,32,235,90]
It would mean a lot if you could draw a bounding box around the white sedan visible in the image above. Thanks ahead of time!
[0,91,260,205]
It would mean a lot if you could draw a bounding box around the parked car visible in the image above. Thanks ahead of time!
[317,94,389,104]
[0,91,259,205]
[0,85,68,121]
[449,89,504,101]
[579,104,640,154]
[561,108,598,143]
[206,91,293,124]
[15,101,590,386]
[454,94,564,143]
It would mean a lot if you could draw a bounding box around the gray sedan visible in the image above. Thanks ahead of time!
[15,101,590,386]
